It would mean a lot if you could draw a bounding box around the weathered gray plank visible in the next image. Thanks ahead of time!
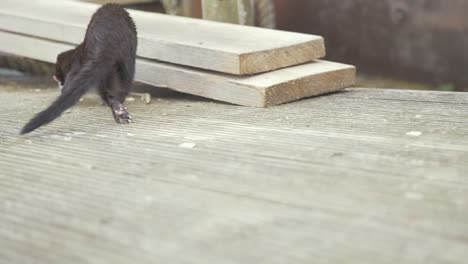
[0,85,468,264]
[341,88,468,104]
[0,86,467,263]
[0,31,354,107]
[0,0,325,75]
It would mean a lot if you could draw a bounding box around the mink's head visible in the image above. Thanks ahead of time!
[54,49,76,88]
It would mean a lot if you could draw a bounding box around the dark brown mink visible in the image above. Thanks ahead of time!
[21,3,137,134]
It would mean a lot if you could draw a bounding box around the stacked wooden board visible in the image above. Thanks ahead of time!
[0,0,355,107]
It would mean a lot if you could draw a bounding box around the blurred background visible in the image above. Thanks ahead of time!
[2,0,467,92]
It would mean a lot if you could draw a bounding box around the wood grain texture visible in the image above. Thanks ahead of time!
[0,31,354,107]
[0,85,467,264]
[0,0,325,75]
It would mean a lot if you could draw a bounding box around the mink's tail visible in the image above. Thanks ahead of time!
[20,61,112,135]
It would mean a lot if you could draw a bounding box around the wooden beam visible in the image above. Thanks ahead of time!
[82,0,158,4]
[0,31,354,107]
[202,0,255,25]
[0,0,325,75]
[161,0,193,16]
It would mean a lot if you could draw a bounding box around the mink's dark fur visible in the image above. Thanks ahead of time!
[21,4,137,134]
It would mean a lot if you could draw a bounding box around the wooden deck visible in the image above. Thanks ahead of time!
[0,85,467,263]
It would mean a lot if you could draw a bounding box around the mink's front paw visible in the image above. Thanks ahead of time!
[111,103,132,124]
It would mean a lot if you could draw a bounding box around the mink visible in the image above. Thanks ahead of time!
[21,3,137,134]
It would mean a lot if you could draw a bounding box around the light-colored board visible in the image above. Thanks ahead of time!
[0,31,354,107]
[0,85,467,264]
[0,0,325,75]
